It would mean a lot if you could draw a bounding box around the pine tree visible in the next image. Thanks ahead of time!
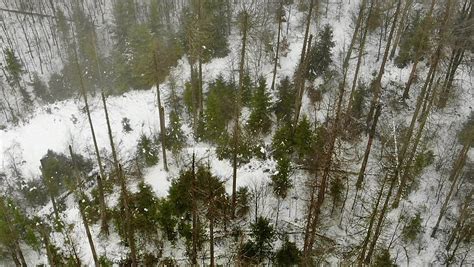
[247,77,272,136]
[4,48,32,109]
[307,24,335,80]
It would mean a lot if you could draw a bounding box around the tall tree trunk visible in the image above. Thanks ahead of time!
[366,0,402,129]
[356,104,382,189]
[232,10,249,218]
[101,92,120,179]
[402,0,435,99]
[359,173,389,266]
[389,0,413,59]
[118,165,137,267]
[69,145,99,267]
[209,216,215,267]
[364,169,399,264]
[293,0,315,127]
[191,152,198,265]
[270,1,283,91]
[73,44,108,234]
[156,85,168,171]
[392,0,452,206]
[431,144,470,238]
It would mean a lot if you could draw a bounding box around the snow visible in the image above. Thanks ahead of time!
[0,0,473,265]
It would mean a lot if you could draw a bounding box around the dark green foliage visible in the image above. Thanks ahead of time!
[3,48,23,88]
[41,150,93,196]
[110,0,182,93]
[48,72,74,101]
[71,3,101,86]
[241,72,253,107]
[30,73,52,102]
[180,0,230,63]
[240,216,275,264]
[351,83,368,120]
[156,199,178,242]
[271,156,292,199]
[166,165,227,257]
[3,48,32,107]
[372,248,397,267]
[0,198,40,252]
[457,112,474,146]
[413,150,434,178]
[216,129,255,166]
[98,255,113,267]
[201,76,236,142]
[130,182,160,237]
[136,134,160,167]
[329,177,344,210]
[274,239,301,266]
[395,11,432,68]
[247,77,272,136]
[236,186,252,218]
[20,178,49,208]
[272,123,294,160]
[274,77,295,125]
[121,117,133,133]
[402,213,423,243]
[294,116,314,160]
[308,24,335,80]
[165,110,186,154]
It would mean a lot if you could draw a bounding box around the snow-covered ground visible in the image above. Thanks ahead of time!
[1,0,473,265]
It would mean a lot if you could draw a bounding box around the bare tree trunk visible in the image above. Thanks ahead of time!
[73,43,108,234]
[402,0,435,99]
[209,216,215,267]
[366,0,402,129]
[359,173,389,266]
[156,85,168,171]
[232,10,249,218]
[392,4,449,207]
[431,144,470,238]
[69,145,99,267]
[293,0,315,127]
[270,1,283,91]
[356,105,382,189]
[389,0,413,59]
[101,92,120,178]
[364,169,399,264]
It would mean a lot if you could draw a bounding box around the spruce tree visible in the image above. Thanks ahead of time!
[307,24,335,80]
[274,77,295,125]
[247,77,272,136]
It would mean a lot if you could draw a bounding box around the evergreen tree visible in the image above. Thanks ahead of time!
[395,11,432,68]
[136,134,160,167]
[271,156,292,199]
[247,77,272,136]
[240,216,275,264]
[293,116,314,160]
[3,48,32,108]
[274,238,301,266]
[202,76,235,142]
[30,73,52,103]
[274,77,295,125]
[241,72,253,107]
[308,24,335,80]
[166,110,186,154]
[0,197,40,265]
